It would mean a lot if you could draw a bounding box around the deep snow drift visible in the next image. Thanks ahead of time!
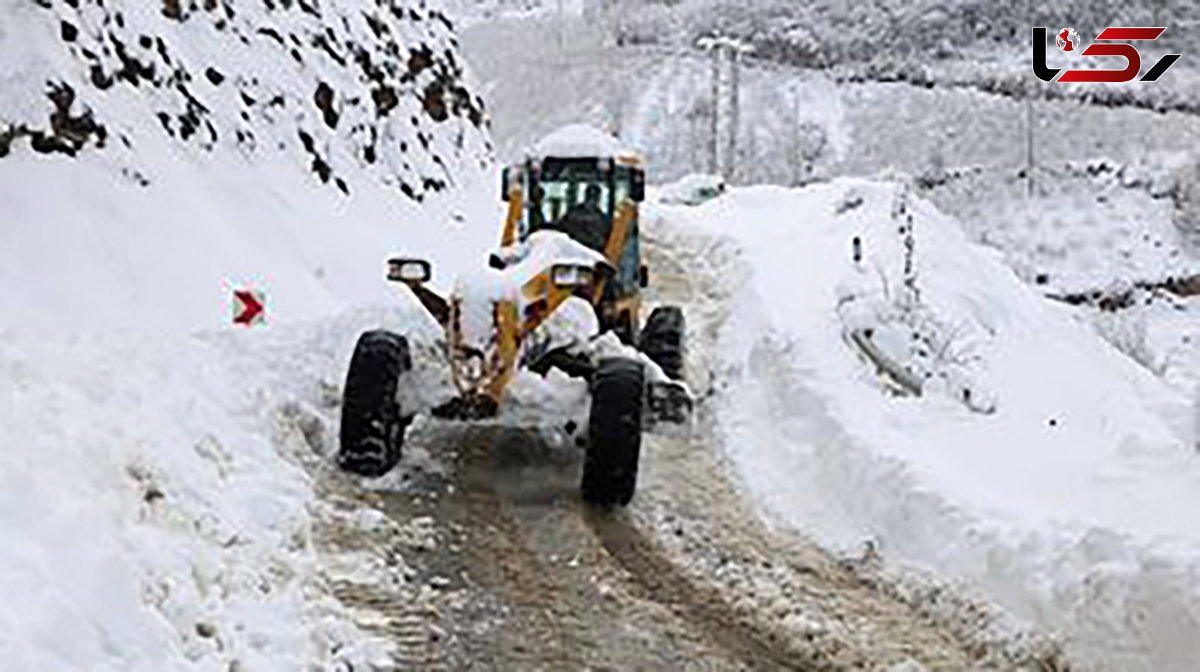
[654,181,1200,670]
[0,324,390,670]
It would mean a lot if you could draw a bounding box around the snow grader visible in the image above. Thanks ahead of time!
[338,125,688,506]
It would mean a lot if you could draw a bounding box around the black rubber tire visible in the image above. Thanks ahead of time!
[338,330,412,477]
[640,305,685,381]
[582,358,644,507]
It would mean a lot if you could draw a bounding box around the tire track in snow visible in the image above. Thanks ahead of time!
[584,505,815,670]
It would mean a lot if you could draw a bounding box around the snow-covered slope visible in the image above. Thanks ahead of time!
[1,0,496,330]
[0,324,365,670]
[0,1,500,668]
[654,181,1200,670]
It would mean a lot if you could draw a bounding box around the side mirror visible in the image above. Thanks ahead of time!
[638,264,649,288]
[387,258,432,284]
[500,166,510,202]
[631,168,645,202]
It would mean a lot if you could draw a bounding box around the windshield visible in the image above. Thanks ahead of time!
[528,158,612,251]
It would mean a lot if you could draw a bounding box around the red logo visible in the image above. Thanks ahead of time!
[1033,26,1181,83]
[233,290,265,326]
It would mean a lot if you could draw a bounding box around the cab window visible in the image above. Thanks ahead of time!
[527,158,614,251]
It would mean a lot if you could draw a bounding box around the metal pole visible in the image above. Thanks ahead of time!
[1026,96,1034,197]
[709,44,720,175]
[727,47,739,183]
[1194,383,1200,453]
[1025,0,1035,197]
[792,81,801,186]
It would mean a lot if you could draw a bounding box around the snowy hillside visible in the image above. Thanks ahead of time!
[0,0,496,330]
[0,0,500,668]
[652,181,1200,670]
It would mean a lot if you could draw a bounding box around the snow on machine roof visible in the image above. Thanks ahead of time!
[528,124,641,165]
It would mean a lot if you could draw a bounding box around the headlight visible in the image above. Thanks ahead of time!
[550,264,595,288]
[387,258,432,283]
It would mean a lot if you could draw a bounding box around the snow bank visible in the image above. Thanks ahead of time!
[0,0,500,668]
[0,326,376,670]
[656,180,1200,670]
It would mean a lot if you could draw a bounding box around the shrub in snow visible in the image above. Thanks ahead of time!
[836,182,995,411]
[791,120,828,186]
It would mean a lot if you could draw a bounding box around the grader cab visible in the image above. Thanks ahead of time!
[496,125,650,345]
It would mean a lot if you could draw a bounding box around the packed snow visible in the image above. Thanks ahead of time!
[657,173,726,206]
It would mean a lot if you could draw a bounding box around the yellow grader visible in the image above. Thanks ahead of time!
[338,125,687,506]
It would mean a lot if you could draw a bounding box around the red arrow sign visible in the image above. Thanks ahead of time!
[233,290,265,326]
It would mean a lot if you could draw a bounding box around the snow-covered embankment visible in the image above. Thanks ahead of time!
[654,180,1200,670]
[0,0,496,667]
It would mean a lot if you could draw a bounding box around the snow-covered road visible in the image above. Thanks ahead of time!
[268,227,1065,670]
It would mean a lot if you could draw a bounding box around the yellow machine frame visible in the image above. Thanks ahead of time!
[395,151,647,411]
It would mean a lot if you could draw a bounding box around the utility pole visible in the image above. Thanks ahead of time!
[698,33,723,174]
[726,39,752,183]
[727,46,739,182]
[1025,97,1034,196]
[1025,0,1036,197]
[791,81,801,186]
[711,47,720,174]
[698,33,752,181]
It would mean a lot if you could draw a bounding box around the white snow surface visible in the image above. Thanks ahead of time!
[499,229,609,286]
[528,122,626,160]
[657,173,726,206]
[0,0,499,668]
[0,324,396,671]
[654,181,1200,670]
